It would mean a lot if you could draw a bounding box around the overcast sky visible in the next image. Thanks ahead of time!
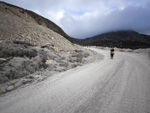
[2,0,150,39]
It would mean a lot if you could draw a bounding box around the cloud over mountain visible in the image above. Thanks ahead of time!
[2,0,150,38]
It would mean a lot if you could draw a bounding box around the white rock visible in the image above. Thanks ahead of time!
[6,85,14,91]
[46,60,52,64]
[0,58,6,61]
[14,81,22,88]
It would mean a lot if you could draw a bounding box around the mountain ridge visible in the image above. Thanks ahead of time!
[84,30,150,49]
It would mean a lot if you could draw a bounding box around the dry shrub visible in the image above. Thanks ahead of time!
[77,56,83,63]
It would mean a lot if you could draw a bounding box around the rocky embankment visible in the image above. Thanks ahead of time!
[0,41,101,94]
[0,2,103,94]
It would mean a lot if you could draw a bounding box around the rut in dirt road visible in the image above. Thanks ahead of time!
[0,48,150,113]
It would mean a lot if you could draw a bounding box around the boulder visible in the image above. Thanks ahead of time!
[45,60,53,65]
[6,85,14,91]
[14,81,22,88]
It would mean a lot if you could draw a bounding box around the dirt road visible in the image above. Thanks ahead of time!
[0,47,150,113]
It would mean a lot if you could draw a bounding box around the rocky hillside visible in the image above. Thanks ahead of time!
[0,2,99,94]
[0,1,83,49]
[26,10,84,45]
[84,30,150,49]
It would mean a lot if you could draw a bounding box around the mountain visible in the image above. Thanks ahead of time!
[0,1,83,48]
[84,30,150,49]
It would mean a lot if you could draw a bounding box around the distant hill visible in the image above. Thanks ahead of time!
[84,30,150,49]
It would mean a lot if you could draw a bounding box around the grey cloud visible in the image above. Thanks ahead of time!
[1,0,150,38]
[59,5,150,38]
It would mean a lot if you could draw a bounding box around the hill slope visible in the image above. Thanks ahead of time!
[0,1,83,49]
[84,31,150,49]
[0,2,97,91]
